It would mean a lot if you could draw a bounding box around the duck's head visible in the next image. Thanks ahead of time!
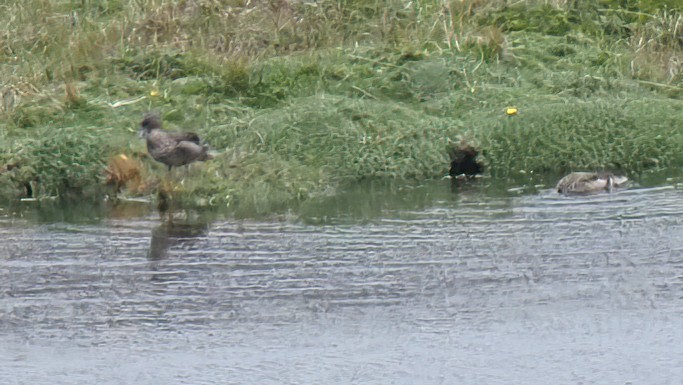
[140,112,162,137]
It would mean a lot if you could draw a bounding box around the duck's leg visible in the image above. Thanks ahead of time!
[164,165,178,185]
[178,165,192,185]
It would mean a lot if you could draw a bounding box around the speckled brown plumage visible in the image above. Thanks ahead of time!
[556,172,628,195]
[140,112,212,171]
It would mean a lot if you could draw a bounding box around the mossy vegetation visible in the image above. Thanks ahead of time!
[1,0,682,215]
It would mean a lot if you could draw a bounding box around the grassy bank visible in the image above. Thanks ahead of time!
[1,0,683,214]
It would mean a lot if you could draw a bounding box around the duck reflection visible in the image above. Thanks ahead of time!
[148,212,211,261]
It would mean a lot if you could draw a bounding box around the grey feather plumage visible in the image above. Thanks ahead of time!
[556,172,628,195]
[140,112,212,171]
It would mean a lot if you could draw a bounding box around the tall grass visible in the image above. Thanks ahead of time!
[480,98,683,177]
[1,0,682,213]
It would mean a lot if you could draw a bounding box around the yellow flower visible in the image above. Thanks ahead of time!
[149,90,160,97]
[505,107,518,116]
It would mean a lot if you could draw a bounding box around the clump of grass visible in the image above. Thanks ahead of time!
[479,98,683,177]
[105,153,149,195]
[0,94,138,200]
[1,126,109,199]
[627,10,683,84]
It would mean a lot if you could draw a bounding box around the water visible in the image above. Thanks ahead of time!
[2,180,683,384]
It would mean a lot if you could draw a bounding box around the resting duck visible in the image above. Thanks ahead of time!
[139,112,212,171]
[556,172,628,195]
[448,145,483,179]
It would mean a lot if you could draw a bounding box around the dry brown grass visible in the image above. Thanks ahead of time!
[628,10,683,83]
[105,153,146,194]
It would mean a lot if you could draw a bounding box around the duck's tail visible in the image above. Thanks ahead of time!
[198,145,214,161]
[612,175,628,187]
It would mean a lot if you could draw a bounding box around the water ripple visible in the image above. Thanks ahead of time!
[2,186,683,384]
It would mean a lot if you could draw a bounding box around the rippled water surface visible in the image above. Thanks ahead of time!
[2,182,683,384]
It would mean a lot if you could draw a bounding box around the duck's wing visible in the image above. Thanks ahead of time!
[578,174,609,192]
[174,141,209,163]
[167,130,201,145]
[556,172,605,194]
[556,173,579,192]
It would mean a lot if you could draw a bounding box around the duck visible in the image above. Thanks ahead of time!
[556,172,628,195]
[448,145,483,179]
[139,112,212,171]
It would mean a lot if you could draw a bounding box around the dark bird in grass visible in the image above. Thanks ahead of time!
[556,172,628,195]
[139,112,212,171]
[448,145,483,179]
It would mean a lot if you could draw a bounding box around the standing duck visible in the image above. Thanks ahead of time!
[139,112,212,171]
[556,172,628,195]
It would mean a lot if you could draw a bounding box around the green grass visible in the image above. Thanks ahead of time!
[1,0,683,215]
[479,98,683,176]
